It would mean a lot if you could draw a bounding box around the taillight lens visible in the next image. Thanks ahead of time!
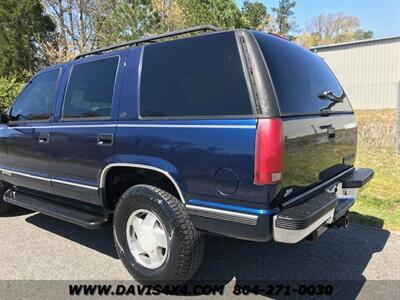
[254,118,284,185]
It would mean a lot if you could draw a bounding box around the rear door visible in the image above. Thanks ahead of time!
[252,32,357,203]
[49,55,122,205]
[2,69,61,193]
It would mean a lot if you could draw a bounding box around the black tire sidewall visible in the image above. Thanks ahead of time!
[0,182,12,214]
[113,186,189,284]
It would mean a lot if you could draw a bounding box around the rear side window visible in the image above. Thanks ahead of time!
[10,69,59,122]
[252,32,353,115]
[140,32,253,117]
[63,56,119,119]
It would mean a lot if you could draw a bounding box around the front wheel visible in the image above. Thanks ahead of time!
[113,184,204,285]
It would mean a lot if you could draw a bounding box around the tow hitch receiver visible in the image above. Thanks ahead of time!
[306,213,350,242]
[329,213,350,229]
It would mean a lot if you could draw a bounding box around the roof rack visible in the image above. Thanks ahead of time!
[74,25,221,60]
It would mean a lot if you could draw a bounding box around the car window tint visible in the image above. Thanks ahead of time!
[140,32,253,117]
[252,31,353,115]
[10,69,59,121]
[63,57,119,119]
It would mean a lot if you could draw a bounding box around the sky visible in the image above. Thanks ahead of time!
[236,0,400,38]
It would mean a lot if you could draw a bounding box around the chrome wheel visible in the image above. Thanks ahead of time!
[126,209,169,269]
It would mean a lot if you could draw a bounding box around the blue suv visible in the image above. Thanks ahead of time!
[0,26,373,284]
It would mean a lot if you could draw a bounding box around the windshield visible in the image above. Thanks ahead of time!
[252,31,353,115]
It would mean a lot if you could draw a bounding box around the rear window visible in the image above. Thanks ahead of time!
[252,32,353,115]
[140,32,253,118]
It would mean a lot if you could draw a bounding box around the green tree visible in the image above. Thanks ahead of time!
[97,0,244,46]
[295,32,320,48]
[354,29,374,41]
[242,0,269,30]
[179,0,243,29]
[0,77,25,112]
[95,0,160,46]
[300,13,374,47]
[272,0,296,36]
[0,0,55,78]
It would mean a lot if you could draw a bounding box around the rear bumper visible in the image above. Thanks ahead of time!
[272,168,374,243]
[273,195,353,243]
[188,168,373,243]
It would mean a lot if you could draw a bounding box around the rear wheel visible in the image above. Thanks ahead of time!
[113,184,204,285]
[0,182,13,215]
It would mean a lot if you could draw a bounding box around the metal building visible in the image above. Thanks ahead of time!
[311,36,400,110]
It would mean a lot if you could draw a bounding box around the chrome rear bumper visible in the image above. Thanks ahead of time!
[273,208,335,243]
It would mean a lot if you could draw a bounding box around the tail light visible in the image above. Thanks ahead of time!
[254,118,284,185]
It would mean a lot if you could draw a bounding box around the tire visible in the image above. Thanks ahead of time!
[0,181,13,215]
[113,184,204,285]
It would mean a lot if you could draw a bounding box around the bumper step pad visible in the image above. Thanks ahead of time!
[273,191,338,243]
[342,168,374,188]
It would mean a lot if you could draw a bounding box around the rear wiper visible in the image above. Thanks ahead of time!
[319,91,345,115]
[319,90,344,103]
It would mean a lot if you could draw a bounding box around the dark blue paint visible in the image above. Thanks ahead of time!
[114,119,260,207]
[0,30,359,243]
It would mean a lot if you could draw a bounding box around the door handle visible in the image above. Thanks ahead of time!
[97,133,113,146]
[39,133,49,144]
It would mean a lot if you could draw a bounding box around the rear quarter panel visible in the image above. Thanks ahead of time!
[114,119,265,208]
[115,47,273,209]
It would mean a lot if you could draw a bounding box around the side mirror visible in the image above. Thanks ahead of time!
[0,112,9,124]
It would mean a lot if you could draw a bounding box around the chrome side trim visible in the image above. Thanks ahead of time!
[5,124,255,130]
[99,163,185,203]
[0,167,98,190]
[0,168,51,182]
[52,124,116,129]
[8,124,116,130]
[272,209,335,244]
[186,204,258,226]
[52,178,98,191]
[117,124,255,129]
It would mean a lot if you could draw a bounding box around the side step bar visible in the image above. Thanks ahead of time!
[3,189,108,229]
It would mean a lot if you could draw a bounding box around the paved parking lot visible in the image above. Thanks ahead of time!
[0,208,399,299]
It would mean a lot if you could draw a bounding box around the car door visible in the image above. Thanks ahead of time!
[1,68,61,194]
[49,55,123,205]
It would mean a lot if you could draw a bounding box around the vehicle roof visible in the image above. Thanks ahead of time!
[36,27,273,75]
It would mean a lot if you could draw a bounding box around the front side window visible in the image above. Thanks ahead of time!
[140,32,253,118]
[63,57,119,119]
[10,69,60,121]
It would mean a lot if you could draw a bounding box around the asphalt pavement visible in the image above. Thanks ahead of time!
[0,208,399,299]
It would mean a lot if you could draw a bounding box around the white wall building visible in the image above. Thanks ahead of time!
[311,36,400,110]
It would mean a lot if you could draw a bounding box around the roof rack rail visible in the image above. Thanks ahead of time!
[74,25,221,60]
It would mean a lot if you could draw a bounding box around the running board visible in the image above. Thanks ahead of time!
[3,189,108,229]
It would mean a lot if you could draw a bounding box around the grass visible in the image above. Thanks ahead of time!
[355,109,397,149]
[350,109,400,231]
